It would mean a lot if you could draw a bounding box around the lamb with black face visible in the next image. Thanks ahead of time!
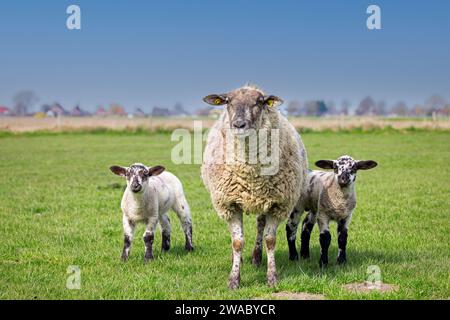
[286,155,377,268]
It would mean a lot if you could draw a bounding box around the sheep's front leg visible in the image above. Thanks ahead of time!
[121,216,135,261]
[227,212,244,289]
[300,211,316,259]
[252,214,266,266]
[337,216,351,264]
[265,214,281,287]
[286,209,301,261]
[318,216,331,268]
[143,216,158,263]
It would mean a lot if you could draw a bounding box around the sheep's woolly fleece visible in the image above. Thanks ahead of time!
[201,85,308,220]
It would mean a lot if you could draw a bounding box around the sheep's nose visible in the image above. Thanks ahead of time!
[232,120,246,129]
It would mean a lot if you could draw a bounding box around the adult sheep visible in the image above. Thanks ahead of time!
[201,85,308,288]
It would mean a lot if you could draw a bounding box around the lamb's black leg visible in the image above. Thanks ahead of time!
[121,219,135,261]
[121,234,132,261]
[300,213,315,259]
[286,209,301,261]
[319,230,331,268]
[143,233,154,262]
[337,219,348,264]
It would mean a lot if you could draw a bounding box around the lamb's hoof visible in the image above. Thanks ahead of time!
[228,274,240,290]
[161,245,170,253]
[267,272,278,287]
[185,244,194,252]
[162,240,171,252]
[319,260,328,269]
[337,255,347,265]
[252,248,262,266]
[289,252,299,261]
[144,253,154,263]
[300,251,310,259]
[121,252,129,262]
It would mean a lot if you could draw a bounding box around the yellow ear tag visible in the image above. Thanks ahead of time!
[267,99,274,107]
[214,98,222,105]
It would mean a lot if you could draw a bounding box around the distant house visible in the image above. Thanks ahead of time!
[70,105,90,117]
[95,106,108,117]
[152,107,171,117]
[109,104,127,116]
[134,108,147,118]
[44,103,69,117]
[0,106,10,116]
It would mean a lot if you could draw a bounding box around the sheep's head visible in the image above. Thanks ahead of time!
[110,163,165,193]
[315,155,377,188]
[203,85,283,136]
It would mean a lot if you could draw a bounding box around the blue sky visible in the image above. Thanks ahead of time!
[0,0,449,112]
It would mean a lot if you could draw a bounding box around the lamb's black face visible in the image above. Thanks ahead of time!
[126,164,149,193]
[333,156,357,187]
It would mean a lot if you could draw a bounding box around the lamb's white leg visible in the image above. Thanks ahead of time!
[122,215,135,261]
[172,195,193,251]
[143,216,159,263]
[159,213,172,252]
[252,214,266,266]
[265,214,281,287]
[227,212,244,289]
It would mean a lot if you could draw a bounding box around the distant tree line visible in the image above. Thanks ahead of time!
[284,95,450,117]
[1,90,449,118]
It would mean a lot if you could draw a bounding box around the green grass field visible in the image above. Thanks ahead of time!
[0,130,449,299]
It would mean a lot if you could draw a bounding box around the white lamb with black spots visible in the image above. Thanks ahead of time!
[110,163,193,262]
[286,155,377,268]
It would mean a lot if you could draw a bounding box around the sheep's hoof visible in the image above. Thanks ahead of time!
[267,272,278,287]
[185,244,194,252]
[252,248,262,266]
[228,274,240,290]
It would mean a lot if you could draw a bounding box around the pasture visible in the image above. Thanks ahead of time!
[0,129,448,299]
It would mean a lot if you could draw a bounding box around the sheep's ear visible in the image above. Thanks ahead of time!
[356,160,378,170]
[315,160,334,170]
[203,94,228,106]
[264,95,283,108]
[110,166,127,177]
[148,165,165,176]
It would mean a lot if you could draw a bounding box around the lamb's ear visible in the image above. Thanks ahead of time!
[110,166,127,177]
[148,165,165,176]
[203,94,228,106]
[264,95,284,108]
[356,160,378,170]
[315,160,335,170]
